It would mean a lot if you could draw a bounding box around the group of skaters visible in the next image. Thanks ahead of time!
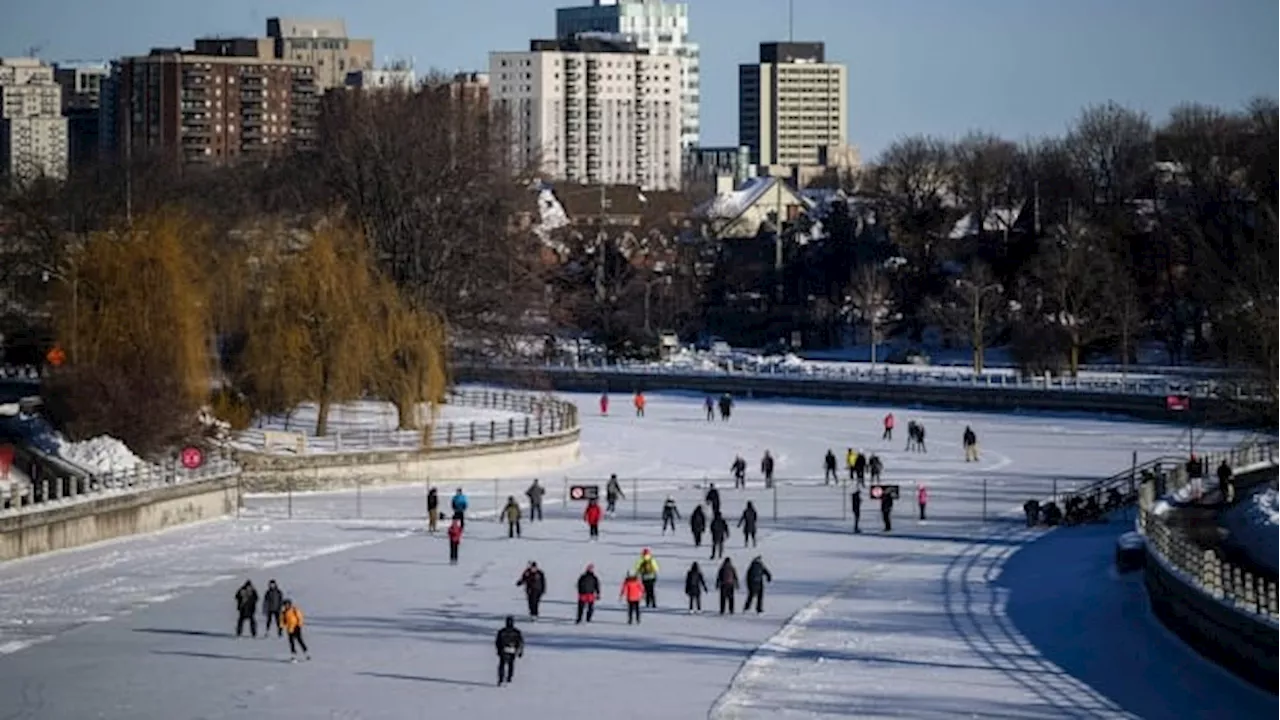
[730,451,775,488]
[598,391,647,418]
[598,391,738,422]
[232,579,311,661]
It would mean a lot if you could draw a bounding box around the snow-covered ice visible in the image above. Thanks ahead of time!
[0,390,1271,720]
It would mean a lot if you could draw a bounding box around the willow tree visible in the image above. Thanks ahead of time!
[368,277,449,432]
[45,210,210,452]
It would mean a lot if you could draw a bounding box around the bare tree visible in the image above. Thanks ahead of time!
[931,262,1006,373]
[1066,102,1154,216]
[867,136,955,259]
[843,263,898,365]
[1024,220,1121,374]
[950,132,1020,244]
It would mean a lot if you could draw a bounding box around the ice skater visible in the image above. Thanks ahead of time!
[731,455,747,489]
[606,475,624,516]
[917,483,929,521]
[709,512,730,559]
[516,561,546,620]
[882,412,895,441]
[744,556,773,614]
[282,599,309,661]
[262,579,284,637]
[851,487,863,534]
[575,564,600,624]
[620,572,644,624]
[633,391,646,417]
[235,580,258,638]
[427,487,439,533]
[963,426,979,462]
[738,501,759,548]
[583,498,602,540]
[634,549,660,608]
[716,558,738,615]
[760,451,775,488]
[661,496,681,534]
[447,517,463,564]
[704,396,715,421]
[501,496,522,538]
[451,488,469,528]
[685,561,708,614]
[690,504,707,547]
[881,488,895,532]
[824,449,838,484]
[525,479,545,522]
[495,616,525,686]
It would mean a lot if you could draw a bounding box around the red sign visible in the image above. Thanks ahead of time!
[569,484,600,501]
[1166,395,1190,411]
[180,446,205,470]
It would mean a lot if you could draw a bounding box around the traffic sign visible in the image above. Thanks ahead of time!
[1165,395,1190,411]
[569,484,600,501]
[869,484,900,500]
[180,445,205,470]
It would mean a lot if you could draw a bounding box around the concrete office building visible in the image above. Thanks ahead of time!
[267,17,373,92]
[54,61,111,169]
[0,57,68,185]
[110,40,318,167]
[738,42,849,168]
[490,36,682,191]
[556,0,699,150]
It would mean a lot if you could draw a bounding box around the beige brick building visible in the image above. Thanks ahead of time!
[267,17,373,92]
[738,42,849,168]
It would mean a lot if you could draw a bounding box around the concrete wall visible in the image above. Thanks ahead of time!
[0,476,238,562]
[236,428,581,493]
[456,365,1270,427]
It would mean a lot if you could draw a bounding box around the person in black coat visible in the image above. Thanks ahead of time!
[744,556,773,614]
[716,558,738,615]
[689,504,707,547]
[709,512,730,559]
[705,484,722,516]
[235,580,259,637]
[824,450,838,484]
[738,501,759,547]
[661,496,681,534]
[760,451,775,488]
[262,579,284,637]
[685,561,708,613]
[427,487,439,533]
[852,452,867,483]
[731,456,747,489]
[575,564,600,624]
[880,490,894,532]
[868,455,883,484]
[1217,460,1235,502]
[516,562,547,620]
[851,488,863,534]
[495,616,525,686]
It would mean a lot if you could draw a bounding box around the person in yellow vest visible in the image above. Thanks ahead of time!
[634,548,660,608]
[281,599,310,662]
[846,448,859,481]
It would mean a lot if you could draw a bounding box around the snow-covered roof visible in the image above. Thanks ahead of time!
[947,205,1022,239]
[532,187,571,255]
[694,176,778,220]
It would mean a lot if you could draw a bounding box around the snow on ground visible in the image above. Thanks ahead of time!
[0,391,1269,720]
[52,434,145,475]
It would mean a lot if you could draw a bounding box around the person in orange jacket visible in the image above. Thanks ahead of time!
[281,599,310,661]
[583,498,602,540]
[620,572,645,625]
[633,391,646,418]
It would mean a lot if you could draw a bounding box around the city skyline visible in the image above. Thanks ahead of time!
[0,0,1276,158]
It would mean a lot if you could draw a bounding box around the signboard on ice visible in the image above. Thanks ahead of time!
[868,484,900,500]
[1165,395,1190,411]
[569,484,600,501]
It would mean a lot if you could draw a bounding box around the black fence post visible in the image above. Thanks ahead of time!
[508,418,515,439]
[469,423,476,443]
[490,421,496,442]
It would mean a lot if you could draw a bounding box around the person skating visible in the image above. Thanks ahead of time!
[620,572,644,624]
[634,548,660,608]
[690,504,707,547]
[525,479,545,522]
[685,561,708,614]
[824,449,838,484]
[606,474,624,516]
[495,616,525,686]
[599,391,609,417]
[427,487,440,533]
[905,421,919,452]
[516,561,547,620]
[583,498,603,540]
[704,396,715,421]
[447,517,463,564]
[915,423,928,453]
[575,564,600,624]
[718,393,733,421]
[868,454,883,484]
[705,483,722,516]
[852,451,867,484]
[633,391,646,418]
[744,556,773,614]
[235,580,259,638]
[716,558,739,615]
[846,448,858,480]
[451,488,469,529]
[881,488,895,532]
[738,501,759,548]
[661,496,681,534]
[501,496,522,539]
[731,455,747,489]
[262,579,284,638]
[281,599,309,661]
[917,483,929,521]
[851,488,863,534]
[883,412,895,441]
[709,512,730,559]
[760,451,775,488]
[963,426,978,462]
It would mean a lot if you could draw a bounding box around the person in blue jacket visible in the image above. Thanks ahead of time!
[452,488,469,529]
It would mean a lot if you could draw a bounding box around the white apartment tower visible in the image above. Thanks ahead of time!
[0,58,68,186]
[556,0,699,150]
[490,37,682,191]
[739,42,849,168]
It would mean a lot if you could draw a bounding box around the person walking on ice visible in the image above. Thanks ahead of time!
[704,396,715,421]
[494,616,524,686]
[738,501,759,548]
[705,483,722,516]
[451,488,469,529]
[881,488,895,532]
[606,475,624,516]
[744,556,773,614]
[262,579,284,638]
[575,564,600,624]
[731,455,747,489]
[634,548,660,608]
[824,449,838,484]
[661,496,681,534]
[516,561,546,620]
[427,487,439,533]
[963,426,979,462]
[583,498,602,540]
[447,517,463,564]
[716,558,739,615]
[525,479,545,522]
[709,512,730,559]
[501,496,522,539]
[281,599,309,661]
[685,561,708,614]
[917,483,929,521]
[851,487,863,534]
[760,451,775,488]
[690,503,707,547]
[620,572,645,625]
[883,412,895,441]
[235,580,258,638]
[599,391,609,417]
[868,454,883,485]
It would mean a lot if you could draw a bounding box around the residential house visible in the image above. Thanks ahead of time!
[694,174,810,240]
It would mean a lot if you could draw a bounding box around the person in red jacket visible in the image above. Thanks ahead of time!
[447,517,463,565]
[882,413,895,441]
[619,572,645,624]
[917,483,929,521]
[583,498,602,540]
[599,392,609,416]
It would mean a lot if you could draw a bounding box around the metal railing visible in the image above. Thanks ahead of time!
[1,446,241,516]
[231,389,580,455]
[462,358,1275,400]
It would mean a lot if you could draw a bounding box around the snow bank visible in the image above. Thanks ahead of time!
[54,436,145,475]
[1252,486,1279,527]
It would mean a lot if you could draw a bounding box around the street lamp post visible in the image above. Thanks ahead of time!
[955,278,1003,374]
[42,268,78,363]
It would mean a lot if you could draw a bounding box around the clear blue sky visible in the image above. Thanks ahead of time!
[3,0,1275,159]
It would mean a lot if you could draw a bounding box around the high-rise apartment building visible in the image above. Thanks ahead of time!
[54,61,111,169]
[489,36,682,191]
[266,17,373,92]
[738,42,848,168]
[556,0,699,151]
[0,57,68,185]
[109,41,318,167]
